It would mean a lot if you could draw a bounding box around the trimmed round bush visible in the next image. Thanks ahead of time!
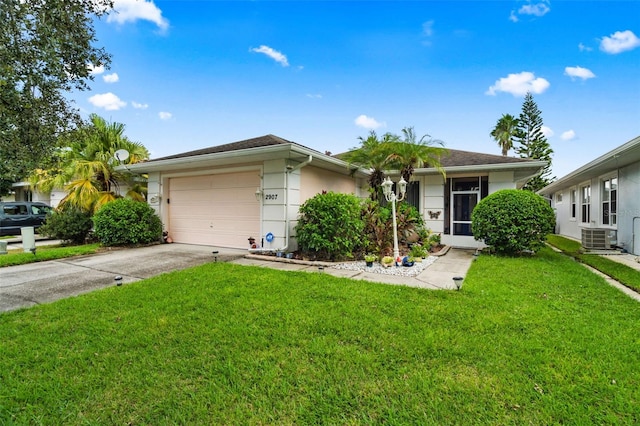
[295,192,365,261]
[92,198,163,246]
[37,207,93,245]
[471,189,555,255]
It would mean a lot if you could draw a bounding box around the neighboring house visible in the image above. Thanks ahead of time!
[11,182,65,208]
[539,136,640,255]
[123,134,545,250]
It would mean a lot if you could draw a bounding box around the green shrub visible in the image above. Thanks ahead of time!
[295,192,365,261]
[92,198,163,246]
[471,189,555,255]
[37,207,93,245]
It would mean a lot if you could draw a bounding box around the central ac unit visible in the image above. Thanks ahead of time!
[581,228,615,250]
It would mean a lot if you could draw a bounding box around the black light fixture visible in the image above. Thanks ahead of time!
[115,276,123,286]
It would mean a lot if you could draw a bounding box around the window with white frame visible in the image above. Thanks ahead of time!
[602,177,617,226]
[570,189,577,219]
[555,192,563,203]
[580,185,590,223]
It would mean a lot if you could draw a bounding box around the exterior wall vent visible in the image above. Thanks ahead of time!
[581,228,616,250]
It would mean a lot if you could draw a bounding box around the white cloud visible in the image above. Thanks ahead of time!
[422,20,434,37]
[564,66,595,81]
[103,73,119,83]
[107,0,169,31]
[510,1,550,22]
[306,94,322,99]
[250,45,289,67]
[561,130,576,141]
[88,64,105,75]
[541,126,554,138]
[578,43,592,52]
[518,2,550,17]
[485,71,550,96]
[88,92,126,110]
[600,30,640,54]
[159,111,172,120]
[132,101,148,109]
[354,115,384,130]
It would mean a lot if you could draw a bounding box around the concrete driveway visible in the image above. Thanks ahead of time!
[0,244,246,313]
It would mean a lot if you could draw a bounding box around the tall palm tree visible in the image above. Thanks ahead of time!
[31,114,150,212]
[490,114,520,156]
[386,127,447,183]
[342,131,400,199]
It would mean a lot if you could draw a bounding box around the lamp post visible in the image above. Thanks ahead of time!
[381,176,407,265]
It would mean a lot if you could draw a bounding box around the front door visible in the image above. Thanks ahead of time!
[452,193,478,236]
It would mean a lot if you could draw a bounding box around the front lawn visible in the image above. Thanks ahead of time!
[547,234,640,293]
[1,247,638,424]
[0,243,101,267]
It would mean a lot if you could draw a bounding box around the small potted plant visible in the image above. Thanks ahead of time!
[364,254,377,267]
[410,243,428,261]
[381,255,394,268]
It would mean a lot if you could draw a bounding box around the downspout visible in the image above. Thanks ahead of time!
[633,217,640,255]
[249,155,313,253]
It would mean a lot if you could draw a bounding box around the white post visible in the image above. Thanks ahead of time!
[382,176,407,266]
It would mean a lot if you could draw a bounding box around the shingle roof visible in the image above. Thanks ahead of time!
[149,134,307,162]
[439,149,535,167]
[148,134,537,168]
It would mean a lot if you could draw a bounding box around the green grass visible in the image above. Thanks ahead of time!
[547,234,640,293]
[1,246,639,424]
[0,243,101,267]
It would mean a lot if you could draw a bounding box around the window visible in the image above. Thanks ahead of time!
[580,185,590,223]
[379,181,420,210]
[570,189,577,219]
[602,177,617,226]
[2,204,28,216]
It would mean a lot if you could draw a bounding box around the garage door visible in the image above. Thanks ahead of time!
[168,171,260,248]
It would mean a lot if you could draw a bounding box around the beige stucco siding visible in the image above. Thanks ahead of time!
[300,166,357,202]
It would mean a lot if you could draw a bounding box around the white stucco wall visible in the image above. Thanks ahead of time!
[423,175,445,234]
[618,162,640,254]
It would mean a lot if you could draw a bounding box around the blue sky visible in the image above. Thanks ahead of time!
[79,0,640,178]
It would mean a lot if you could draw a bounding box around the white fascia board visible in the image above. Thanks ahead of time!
[415,161,547,175]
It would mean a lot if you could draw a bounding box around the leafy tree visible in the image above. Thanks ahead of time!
[31,114,150,212]
[386,126,447,183]
[490,114,520,156]
[514,92,555,191]
[342,131,400,200]
[0,0,112,195]
[471,189,555,255]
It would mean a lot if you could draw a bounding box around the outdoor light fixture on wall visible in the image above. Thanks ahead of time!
[382,176,407,265]
[255,187,263,201]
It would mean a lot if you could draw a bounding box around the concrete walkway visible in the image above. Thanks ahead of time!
[0,239,475,313]
[231,249,475,290]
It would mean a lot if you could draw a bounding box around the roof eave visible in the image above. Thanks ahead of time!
[118,143,367,177]
[538,135,640,195]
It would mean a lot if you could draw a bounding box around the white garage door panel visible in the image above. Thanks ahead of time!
[168,171,260,248]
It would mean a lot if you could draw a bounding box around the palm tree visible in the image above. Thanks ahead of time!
[386,127,447,183]
[342,131,400,199]
[31,114,150,212]
[490,114,520,156]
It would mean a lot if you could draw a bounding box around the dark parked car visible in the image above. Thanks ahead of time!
[0,201,53,236]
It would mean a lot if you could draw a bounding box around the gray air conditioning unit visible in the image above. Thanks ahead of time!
[581,228,616,250]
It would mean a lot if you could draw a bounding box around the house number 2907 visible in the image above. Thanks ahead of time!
[265,194,278,200]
